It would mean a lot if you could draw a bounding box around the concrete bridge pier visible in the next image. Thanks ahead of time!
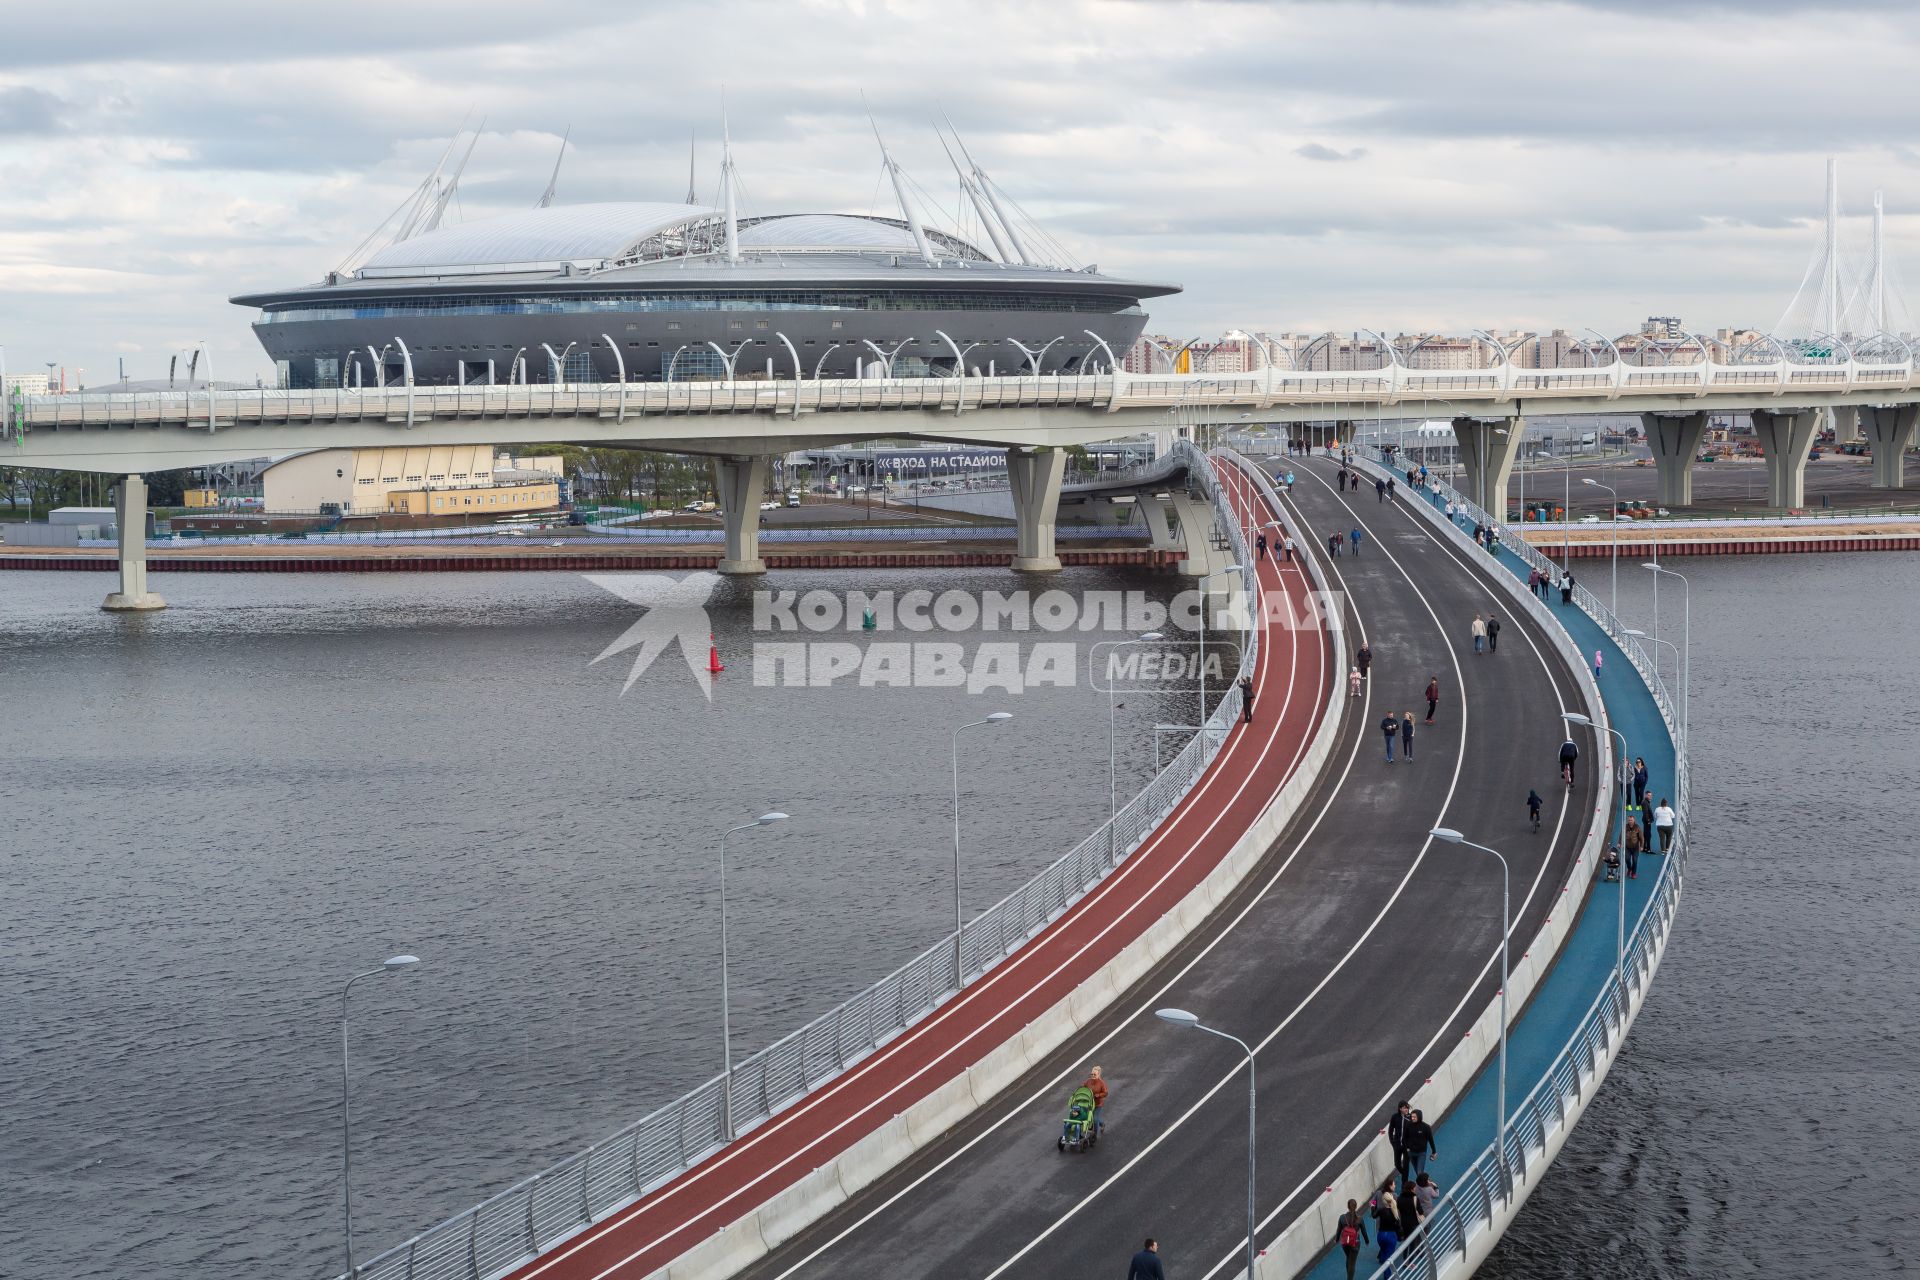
[1167,490,1228,577]
[1641,412,1710,506]
[1451,416,1523,515]
[1858,404,1919,488]
[1831,405,1862,444]
[713,454,770,574]
[1008,447,1066,572]
[102,474,165,612]
[1750,408,1819,508]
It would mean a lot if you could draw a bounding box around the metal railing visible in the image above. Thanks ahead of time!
[341,439,1259,1280]
[1348,446,1689,1280]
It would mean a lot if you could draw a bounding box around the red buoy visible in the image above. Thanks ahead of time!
[708,635,726,674]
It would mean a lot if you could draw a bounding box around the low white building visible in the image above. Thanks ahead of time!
[262,447,563,514]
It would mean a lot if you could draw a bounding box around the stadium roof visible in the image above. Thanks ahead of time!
[362,202,717,272]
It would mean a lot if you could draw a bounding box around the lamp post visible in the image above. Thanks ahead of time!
[1581,477,1619,615]
[1427,828,1512,1205]
[1101,633,1164,863]
[1155,1008,1257,1279]
[341,954,421,1277]
[1624,628,1683,749]
[950,715,1013,987]
[720,811,788,1140]
[1564,711,1630,1004]
[1642,563,1690,753]
[1198,564,1245,727]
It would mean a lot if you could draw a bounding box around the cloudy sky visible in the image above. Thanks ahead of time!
[5,0,1920,384]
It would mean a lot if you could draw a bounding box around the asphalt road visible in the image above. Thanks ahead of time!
[741,454,1597,1280]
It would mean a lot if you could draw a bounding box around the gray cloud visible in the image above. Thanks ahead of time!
[0,86,68,134]
[1296,143,1367,163]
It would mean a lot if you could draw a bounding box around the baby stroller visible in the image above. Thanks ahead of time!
[1058,1085,1099,1153]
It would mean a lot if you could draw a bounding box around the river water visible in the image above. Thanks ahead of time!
[1483,552,1916,1278]
[0,566,1208,1280]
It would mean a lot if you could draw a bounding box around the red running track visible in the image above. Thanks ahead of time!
[506,457,1330,1280]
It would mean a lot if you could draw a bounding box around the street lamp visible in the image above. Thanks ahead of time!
[1198,565,1245,725]
[1642,563,1690,752]
[1428,827,1512,1204]
[1624,628,1683,750]
[1101,633,1164,863]
[720,811,788,1139]
[1581,477,1619,615]
[1563,711,1630,1004]
[341,954,421,1277]
[1155,1008,1257,1279]
[950,715,1013,987]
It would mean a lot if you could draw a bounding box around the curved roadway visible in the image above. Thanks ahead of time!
[736,453,1598,1280]
[499,458,1330,1280]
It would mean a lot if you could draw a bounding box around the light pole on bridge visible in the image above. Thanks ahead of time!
[1582,476,1620,615]
[718,812,788,1141]
[341,954,422,1278]
[1564,711,1630,1007]
[950,714,1014,988]
[1428,828,1513,1206]
[1155,1008,1258,1280]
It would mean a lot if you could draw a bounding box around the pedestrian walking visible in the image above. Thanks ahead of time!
[1381,712,1401,762]
[1329,530,1343,557]
[1527,787,1543,832]
[1424,675,1439,723]
[1387,1100,1412,1178]
[1338,465,1349,489]
[1375,476,1387,502]
[1396,1178,1421,1245]
[1653,798,1676,853]
[1356,643,1373,680]
[1471,613,1487,653]
[1349,666,1363,698]
[1285,470,1296,493]
[1336,1199,1371,1280]
[1126,1238,1166,1280]
[1560,571,1575,605]
[1593,648,1604,680]
[1371,1191,1401,1267]
[1404,1108,1437,1180]
[1400,711,1415,760]
[1283,534,1295,562]
[1559,735,1579,787]
[1527,567,1540,596]
[1387,476,1397,500]
[1414,1172,1441,1227]
[1624,816,1645,879]
[1256,531,1268,561]
[1444,499,1455,523]
[1631,756,1649,811]
[1240,674,1255,723]
[1487,613,1502,653]
[1350,526,1364,556]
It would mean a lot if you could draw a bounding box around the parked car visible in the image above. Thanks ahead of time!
[759,500,780,511]
[785,495,802,508]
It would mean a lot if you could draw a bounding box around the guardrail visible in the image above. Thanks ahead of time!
[341,438,1256,1280]
[1345,445,1689,1280]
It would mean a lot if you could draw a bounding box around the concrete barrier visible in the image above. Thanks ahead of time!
[644,455,1346,1280]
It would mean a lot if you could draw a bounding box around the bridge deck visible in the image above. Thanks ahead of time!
[733,455,1596,1279]
[490,457,1332,1280]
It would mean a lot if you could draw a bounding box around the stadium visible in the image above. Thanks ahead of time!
[233,128,1179,388]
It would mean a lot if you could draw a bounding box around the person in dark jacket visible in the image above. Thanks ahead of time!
[1404,1108,1437,1180]
[1126,1238,1165,1280]
[1335,1199,1371,1279]
[1623,816,1646,880]
[1396,1179,1422,1247]
[1371,1192,1401,1265]
[1356,643,1373,681]
[1386,1100,1412,1177]
[1400,711,1416,760]
[1425,675,1440,723]
[1486,614,1502,653]
[1559,737,1579,786]
[1631,756,1650,811]
[1240,675,1254,724]
[1381,713,1402,763]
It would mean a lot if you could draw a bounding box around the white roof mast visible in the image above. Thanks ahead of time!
[938,126,1011,263]
[950,125,1034,266]
[722,109,740,264]
[537,125,569,209]
[869,112,936,266]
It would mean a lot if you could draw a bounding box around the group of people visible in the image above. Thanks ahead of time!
[1333,1101,1442,1276]
[1328,526,1365,557]
[1470,612,1502,654]
[1254,529,1296,562]
[1527,565,1578,606]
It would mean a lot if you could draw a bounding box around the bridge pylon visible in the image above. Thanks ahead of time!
[102,475,165,612]
[1007,448,1066,572]
[1750,408,1820,508]
[1857,404,1920,488]
[713,454,771,574]
[1450,416,1524,516]
[1641,412,1711,507]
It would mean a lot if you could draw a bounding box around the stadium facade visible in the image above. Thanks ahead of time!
[233,129,1179,389]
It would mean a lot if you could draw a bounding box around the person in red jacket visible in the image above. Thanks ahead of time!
[1085,1065,1109,1134]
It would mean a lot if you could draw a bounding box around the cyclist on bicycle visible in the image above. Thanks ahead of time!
[1558,737,1579,786]
[1527,789,1543,832]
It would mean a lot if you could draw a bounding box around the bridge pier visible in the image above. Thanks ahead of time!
[1750,408,1819,508]
[1641,412,1710,507]
[102,475,165,612]
[1167,490,1227,577]
[1451,416,1523,515]
[1831,405,1861,444]
[1007,448,1066,572]
[1858,404,1919,488]
[713,454,770,575]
